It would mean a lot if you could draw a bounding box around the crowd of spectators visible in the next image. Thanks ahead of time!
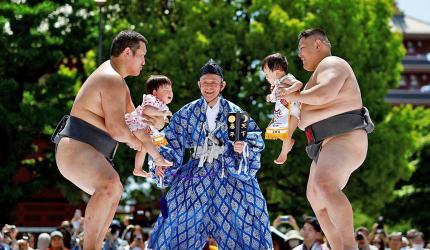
[1,212,429,250]
[271,215,430,250]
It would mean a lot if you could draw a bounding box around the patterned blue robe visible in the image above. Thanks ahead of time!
[147,96,273,250]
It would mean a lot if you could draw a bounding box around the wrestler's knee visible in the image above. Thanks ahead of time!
[313,177,338,198]
[306,184,315,202]
[97,173,123,198]
[307,185,323,208]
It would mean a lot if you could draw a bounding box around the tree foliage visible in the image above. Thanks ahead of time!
[0,0,99,224]
[1,0,427,228]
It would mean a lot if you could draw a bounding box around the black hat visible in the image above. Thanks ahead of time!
[110,219,121,229]
[200,59,223,79]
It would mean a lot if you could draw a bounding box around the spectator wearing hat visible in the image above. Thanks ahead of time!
[58,221,73,249]
[388,232,403,250]
[16,239,30,250]
[286,230,304,249]
[271,226,288,250]
[293,217,329,250]
[1,224,18,250]
[409,232,430,250]
[37,233,50,250]
[48,231,66,250]
[407,229,419,248]
[272,215,303,249]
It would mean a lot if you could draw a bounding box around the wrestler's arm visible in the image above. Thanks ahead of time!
[279,74,303,94]
[284,80,303,94]
[101,76,142,150]
[141,105,172,117]
[295,58,347,105]
[125,95,136,113]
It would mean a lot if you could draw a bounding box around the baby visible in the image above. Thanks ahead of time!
[262,53,303,164]
[125,75,174,177]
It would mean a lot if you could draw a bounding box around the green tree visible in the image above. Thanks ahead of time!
[382,106,430,235]
[107,0,412,220]
[1,0,425,229]
[0,0,99,224]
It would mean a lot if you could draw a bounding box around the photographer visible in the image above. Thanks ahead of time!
[129,226,147,250]
[273,215,301,232]
[272,215,303,249]
[355,227,378,250]
[103,220,128,250]
[369,216,388,245]
[129,234,145,250]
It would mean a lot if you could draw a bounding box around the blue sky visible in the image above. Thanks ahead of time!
[397,0,430,23]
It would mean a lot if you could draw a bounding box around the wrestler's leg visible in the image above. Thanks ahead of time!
[274,117,298,164]
[56,138,123,250]
[134,130,172,167]
[310,129,368,250]
[307,162,343,249]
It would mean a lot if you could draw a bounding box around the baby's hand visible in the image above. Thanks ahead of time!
[163,110,172,117]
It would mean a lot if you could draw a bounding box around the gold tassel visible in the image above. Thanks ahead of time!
[152,135,167,148]
[265,128,289,140]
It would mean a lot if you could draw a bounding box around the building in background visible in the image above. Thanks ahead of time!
[388,14,430,106]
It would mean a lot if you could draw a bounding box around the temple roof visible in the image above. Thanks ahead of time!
[391,14,430,37]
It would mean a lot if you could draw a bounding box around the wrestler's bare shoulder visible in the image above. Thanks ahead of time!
[85,64,125,90]
[315,56,350,74]
[71,62,128,130]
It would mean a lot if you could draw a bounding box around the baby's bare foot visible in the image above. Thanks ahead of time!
[133,168,150,178]
[273,139,295,165]
[274,153,288,165]
[154,157,173,167]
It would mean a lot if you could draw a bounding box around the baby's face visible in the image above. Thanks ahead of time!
[153,84,173,104]
[263,66,277,84]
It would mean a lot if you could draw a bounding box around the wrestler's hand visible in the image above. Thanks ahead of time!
[163,110,172,117]
[140,114,155,126]
[276,87,298,102]
[155,165,169,177]
[141,114,165,130]
[233,141,245,154]
[278,73,302,95]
